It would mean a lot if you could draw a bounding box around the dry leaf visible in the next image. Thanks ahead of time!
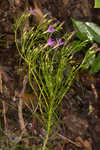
[75,137,92,150]
[63,0,69,5]
[83,140,92,150]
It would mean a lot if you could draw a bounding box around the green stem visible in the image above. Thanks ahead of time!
[31,70,49,108]
[15,31,29,64]
[42,99,54,150]
[28,66,38,97]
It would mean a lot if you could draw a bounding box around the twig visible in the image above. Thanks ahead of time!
[18,75,29,145]
[18,97,28,134]
[2,101,8,135]
[57,133,81,148]
[58,143,64,150]
[90,83,98,102]
[0,72,8,135]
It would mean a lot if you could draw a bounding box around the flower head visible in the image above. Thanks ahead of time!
[45,38,55,47]
[75,30,78,33]
[27,7,36,15]
[56,39,64,47]
[47,25,55,33]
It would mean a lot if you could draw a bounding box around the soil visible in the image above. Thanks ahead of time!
[0,0,100,150]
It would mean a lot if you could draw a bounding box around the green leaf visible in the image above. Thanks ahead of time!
[81,47,96,70]
[72,19,100,43]
[94,0,100,8]
[90,54,100,74]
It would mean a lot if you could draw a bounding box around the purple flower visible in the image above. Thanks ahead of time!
[56,39,64,47]
[27,7,36,15]
[46,38,55,47]
[47,25,55,33]
[75,30,78,33]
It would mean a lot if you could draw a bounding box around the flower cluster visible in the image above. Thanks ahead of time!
[47,25,55,33]
[45,25,64,49]
[27,7,36,15]
[46,38,64,48]
[46,38,55,47]
[56,39,64,47]
[27,9,64,49]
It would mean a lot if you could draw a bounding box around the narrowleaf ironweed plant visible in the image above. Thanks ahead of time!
[14,10,88,150]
